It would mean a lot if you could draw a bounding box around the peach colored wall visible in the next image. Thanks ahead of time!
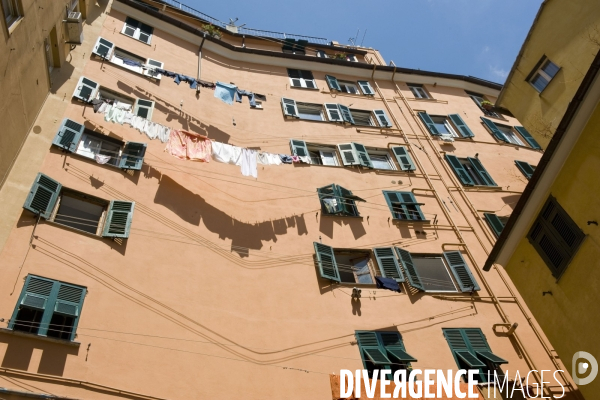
[0,5,570,400]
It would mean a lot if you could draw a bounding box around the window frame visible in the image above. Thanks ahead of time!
[121,16,154,44]
[410,255,460,293]
[408,84,430,99]
[467,91,501,118]
[382,191,426,221]
[296,102,325,121]
[287,68,317,89]
[496,124,525,146]
[338,80,360,95]
[528,57,560,93]
[317,183,365,217]
[446,155,497,187]
[134,99,155,120]
[307,144,340,166]
[430,115,459,138]
[2,0,22,30]
[355,331,417,379]
[366,149,396,171]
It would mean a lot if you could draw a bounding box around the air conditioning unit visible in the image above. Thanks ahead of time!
[66,12,83,44]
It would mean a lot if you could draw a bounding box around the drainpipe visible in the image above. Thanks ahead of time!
[196,34,206,94]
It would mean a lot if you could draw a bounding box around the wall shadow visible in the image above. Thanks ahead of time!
[318,216,366,239]
[501,194,522,210]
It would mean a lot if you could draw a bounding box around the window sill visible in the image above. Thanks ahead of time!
[321,90,374,99]
[289,85,319,91]
[0,328,80,347]
[120,32,152,46]
[321,214,363,219]
[404,97,448,105]
[392,218,430,224]
[7,17,24,35]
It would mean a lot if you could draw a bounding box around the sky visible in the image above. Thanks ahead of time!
[182,0,544,84]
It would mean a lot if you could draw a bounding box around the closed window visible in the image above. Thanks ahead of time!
[445,155,497,187]
[307,145,339,166]
[296,102,324,121]
[529,58,560,92]
[412,256,458,292]
[408,84,429,99]
[288,69,316,89]
[134,99,155,120]
[1,0,22,29]
[121,17,153,44]
[355,331,417,379]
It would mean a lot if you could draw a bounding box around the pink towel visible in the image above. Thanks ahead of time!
[166,130,211,161]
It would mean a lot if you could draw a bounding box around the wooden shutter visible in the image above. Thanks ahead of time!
[418,112,440,135]
[480,117,509,142]
[515,126,541,149]
[23,173,62,219]
[102,201,135,238]
[325,103,343,122]
[355,331,392,365]
[337,143,359,166]
[352,143,373,168]
[119,142,147,171]
[373,110,392,127]
[325,75,341,91]
[338,105,355,124]
[144,59,164,80]
[468,157,497,186]
[395,247,425,291]
[445,155,475,186]
[52,118,85,152]
[9,275,55,335]
[464,329,508,365]
[443,328,485,368]
[390,146,416,171]
[379,332,417,362]
[54,282,86,341]
[515,160,535,180]
[289,139,309,157]
[336,185,361,216]
[402,192,425,220]
[358,80,374,95]
[73,76,98,103]
[383,191,401,219]
[313,242,340,281]
[448,114,474,138]
[484,213,505,238]
[317,184,343,214]
[92,37,115,59]
[287,69,302,87]
[373,248,405,282]
[443,251,480,292]
[281,98,298,117]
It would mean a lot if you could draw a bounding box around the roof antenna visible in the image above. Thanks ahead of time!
[360,29,368,47]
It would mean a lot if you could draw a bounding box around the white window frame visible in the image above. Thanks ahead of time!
[349,108,375,126]
[497,125,525,146]
[319,149,339,166]
[121,17,153,44]
[346,54,358,62]
[529,59,560,93]
[111,48,145,74]
[296,102,324,121]
[97,87,135,108]
[2,0,22,28]
[431,116,459,138]
[144,58,164,80]
[408,84,429,99]
[366,150,396,171]
[75,132,122,167]
[338,81,360,95]
[134,99,155,120]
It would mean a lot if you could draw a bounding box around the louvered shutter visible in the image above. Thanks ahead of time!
[480,117,509,143]
[390,146,416,171]
[325,103,343,122]
[73,76,98,103]
[119,142,147,170]
[102,201,135,238]
[515,160,535,180]
[448,114,474,138]
[336,185,360,216]
[379,332,417,362]
[358,80,374,95]
[92,37,115,59]
[401,192,425,220]
[313,242,340,281]
[281,98,298,117]
[23,173,62,219]
[317,184,342,214]
[373,110,392,128]
[52,118,85,152]
[484,213,505,238]
[338,104,355,124]
[374,248,405,282]
[289,139,309,157]
[355,331,392,365]
[282,39,295,53]
[528,220,570,277]
[443,251,480,292]
[468,157,497,186]
[464,329,508,365]
[514,126,541,150]
[54,282,86,341]
[418,112,440,135]
[445,155,475,186]
[9,275,55,335]
[352,143,373,168]
[337,143,359,166]
[383,191,401,219]
[325,75,341,91]
[395,247,425,291]
[443,328,485,368]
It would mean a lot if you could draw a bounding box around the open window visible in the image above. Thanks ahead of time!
[515,160,536,180]
[296,102,325,121]
[408,84,430,99]
[317,184,365,217]
[445,154,497,187]
[366,148,396,170]
[282,38,307,55]
[467,91,501,118]
[419,112,473,138]
[121,16,153,44]
[356,331,417,379]
[382,191,426,221]
[288,69,316,89]
[484,213,508,238]
[313,243,375,284]
[92,37,164,80]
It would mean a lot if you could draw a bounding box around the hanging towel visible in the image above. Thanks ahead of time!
[214,82,237,105]
[240,149,258,178]
[257,152,269,165]
[298,156,311,164]
[231,146,243,166]
[95,154,112,164]
[104,105,113,121]
[291,155,301,163]
[123,112,134,126]
[165,130,188,160]
[185,131,212,162]
[212,142,236,163]
[267,153,283,165]
[97,102,108,113]
[158,126,171,143]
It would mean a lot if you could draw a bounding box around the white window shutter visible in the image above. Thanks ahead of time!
[325,103,343,122]
[144,59,164,80]
[373,110,392,127]
[281,98,298,117]
[73,76,99,102]
[92,37,115,59]
[337,143,359,166]
[358,81,374,95]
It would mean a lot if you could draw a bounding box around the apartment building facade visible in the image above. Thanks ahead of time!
[0,0,581,398]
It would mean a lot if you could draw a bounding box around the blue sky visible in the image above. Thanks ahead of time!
[183,0,543,84]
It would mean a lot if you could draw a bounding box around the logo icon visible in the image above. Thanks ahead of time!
[572,351,598,385]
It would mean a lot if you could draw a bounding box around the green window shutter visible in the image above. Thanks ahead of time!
[463,329,508,365]
[515,160,535,180]
[313,242,340,282]
[119,142,147,171]
[352,143,373,168]
[443,251,480,292]
[325,75,341,91]
[395,247,425,291]
[445,155,474,186]
[92,36,115,59]
[290,139,309,157]
[484,213,505,238]
[373,247,405,282]
[355,331,392,365]
[379,332,418,362]
[335,185,361,216]
[282,38,295,52]
[358,80,374,95]
[373,110,392,127]
[73,76,98,103]
[102,201,135,238]
[418,112,440,135]
[281,97,298,117]
[55,282,86,341]
[325,103,343,122]
[295,39,307,54]
[23,173,62,219]
[337,143,359,166]
[443,328,470,352]
[52,118,85,152]
[468,157,497,186]
[383,191,401,219]
[515,126,541,150]
[317,184,343,214]
[480,117,509,143]
[390,146,416,171]
[9,275,55,331]
[338,104,355,124]
[448,114,474,138]
[401,192,425,220]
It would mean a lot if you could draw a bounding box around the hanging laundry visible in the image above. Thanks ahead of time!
[234,89,257,107]
[95,154,112,164]
[279,154,293,164]
[291,155,301,163]
[91,99,104,113]
[165,130,211,162]
[212,142,236,163]
[214,82,237,105]
[257,152,269,165]
[174,74,198,89]
[267,153,282,165]
[198,79,216,89]
[298,156,311,164]
[254,93,267,101]
[122,58,144,67]
[240,148,257,178]
[375,276,401,293]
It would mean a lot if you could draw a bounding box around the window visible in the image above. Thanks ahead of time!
[296,102,324,121]
[480,118,541,149]
[313,243,375,283]
[445,155,497,187]
[350,109,374,126]
[368,150,396,170]
[307,145,339,166]
[529,57,560,92]
[317,184,364,217]
[316,50,328,58]
[134,99,155,120]
[408,84,429,99]
[288,69,316,89]
[390,146,416,171]
[431,115,459,137]
[484,213,508,238]
[355,331,417,379]
[339,81,360,94]
[412,256,459,292]
[527,196,585,279]
[346,54,358,62]
[497,125,524,146]
[515,160,536,180]
[121,17,153,44]
[418,112,474,138]
[467,91,500,118]
[92,37,164,80]
[337,142,372,168]
[382,191,425,221]
[282,38,307,55]
[1,0,21,29]
[52,118,147,170]
[325,75,374,95]
[23,173,135,238]
[10,275,87,341]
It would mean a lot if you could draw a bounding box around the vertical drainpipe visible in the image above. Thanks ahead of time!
[196,34,206,94]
